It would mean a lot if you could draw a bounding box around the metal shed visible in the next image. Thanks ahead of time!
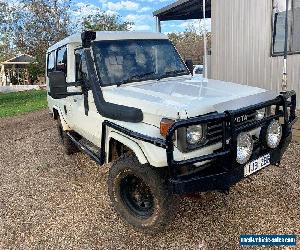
[153,0,300,109]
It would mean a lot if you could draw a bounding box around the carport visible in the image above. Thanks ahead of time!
[0,54,35,86]
[153,0,211,78]
[153,0,211,32]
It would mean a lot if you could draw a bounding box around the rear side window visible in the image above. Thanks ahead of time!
[56,46,68,74]
[47,51,56,75]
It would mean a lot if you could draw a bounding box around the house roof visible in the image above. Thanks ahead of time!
[1,54,35,65]
[153,0,211,21]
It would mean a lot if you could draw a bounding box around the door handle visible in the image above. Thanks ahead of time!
[73,99,77,103]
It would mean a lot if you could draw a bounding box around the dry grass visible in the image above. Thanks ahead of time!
[0,110,299,249]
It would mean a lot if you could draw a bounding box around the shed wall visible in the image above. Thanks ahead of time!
[211,0,300,107]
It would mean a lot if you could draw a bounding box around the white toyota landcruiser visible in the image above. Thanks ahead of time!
[47,31,297,233]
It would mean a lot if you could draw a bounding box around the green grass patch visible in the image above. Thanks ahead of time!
[0,90,47,118]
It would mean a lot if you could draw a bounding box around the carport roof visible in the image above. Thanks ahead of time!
[153,0,211,21]
[1,54,34,65]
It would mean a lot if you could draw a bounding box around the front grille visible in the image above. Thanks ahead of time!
[206,121,223,146]
[206,111,257,146]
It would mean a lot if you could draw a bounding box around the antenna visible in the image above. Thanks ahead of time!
[202,0,208,81]
[282,0,289,92]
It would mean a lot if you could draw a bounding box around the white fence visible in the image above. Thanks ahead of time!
[0,85,45,93]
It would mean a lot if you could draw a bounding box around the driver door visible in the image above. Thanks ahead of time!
[68,48,103,146]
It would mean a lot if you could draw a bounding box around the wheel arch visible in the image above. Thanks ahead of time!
[52,106,71,131]
[107,132,148,165]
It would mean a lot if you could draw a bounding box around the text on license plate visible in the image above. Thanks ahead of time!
[244,154,271,177]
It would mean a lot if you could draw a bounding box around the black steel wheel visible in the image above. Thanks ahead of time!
[108,155,175,234]
[120,174,155,219]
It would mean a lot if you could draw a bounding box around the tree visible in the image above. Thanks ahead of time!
[0,0,134,79]
[168,31,211,65]
[82,12,133,31]
[0,1,15,61]
[18,0,71,66]
[0,0,71,66]
[167,21,212,65]
[28,61,45,83]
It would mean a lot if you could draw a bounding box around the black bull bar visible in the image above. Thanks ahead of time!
[101,91,297,194]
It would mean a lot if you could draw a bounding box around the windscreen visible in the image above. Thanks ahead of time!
[92,39,189,86]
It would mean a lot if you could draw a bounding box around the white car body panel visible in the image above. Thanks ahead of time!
[47,32,278,168]
[101,77,276,121]
[49,76,276,168]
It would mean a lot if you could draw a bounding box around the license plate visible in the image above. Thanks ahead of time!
[244,154,271,177]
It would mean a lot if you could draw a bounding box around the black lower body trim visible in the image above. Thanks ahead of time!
[67,132,103,165]
[169,132,292,195]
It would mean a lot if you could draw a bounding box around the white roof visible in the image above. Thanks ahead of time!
[47,31,168,52]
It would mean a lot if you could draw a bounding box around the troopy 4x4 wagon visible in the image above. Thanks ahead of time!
[46,31,297,233]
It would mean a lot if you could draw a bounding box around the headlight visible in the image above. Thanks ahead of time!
[186,125,205,145]
[236,132,253,164]
[256,106,272,120]
[266,120,282,149]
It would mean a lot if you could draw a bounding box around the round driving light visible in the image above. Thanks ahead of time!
[236,133,253,164]
[187,125,204,145]
[256,108,266,120]
[266,120,282,149]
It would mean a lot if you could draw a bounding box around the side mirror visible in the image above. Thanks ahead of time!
[185,59,194,75]
[48,71,68,99]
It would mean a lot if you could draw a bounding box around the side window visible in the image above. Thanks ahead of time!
[272,0,300,54]
[292,0,300,51]
[75,48,83,82]
[56,46,68,74]
[47,51,56,75]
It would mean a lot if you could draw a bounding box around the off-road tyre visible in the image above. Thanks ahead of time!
[108,154,175,234]
[56,117,79,155]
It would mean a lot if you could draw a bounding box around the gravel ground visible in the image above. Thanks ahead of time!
[0,110,299,250]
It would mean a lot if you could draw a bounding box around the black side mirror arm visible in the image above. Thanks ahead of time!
[185,59,194,76]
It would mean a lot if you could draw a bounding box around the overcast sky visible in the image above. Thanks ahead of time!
[73,0,208,33]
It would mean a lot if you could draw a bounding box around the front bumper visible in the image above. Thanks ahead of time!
[102,91,297,195]
[165,91,297,194]
[169,131,292,194]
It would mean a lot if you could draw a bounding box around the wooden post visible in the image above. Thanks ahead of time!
[17,67,19,85]
[0,64,4,86]
[11,65,14,86]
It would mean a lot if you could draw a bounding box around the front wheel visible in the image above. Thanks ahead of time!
[108,155,174,234]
